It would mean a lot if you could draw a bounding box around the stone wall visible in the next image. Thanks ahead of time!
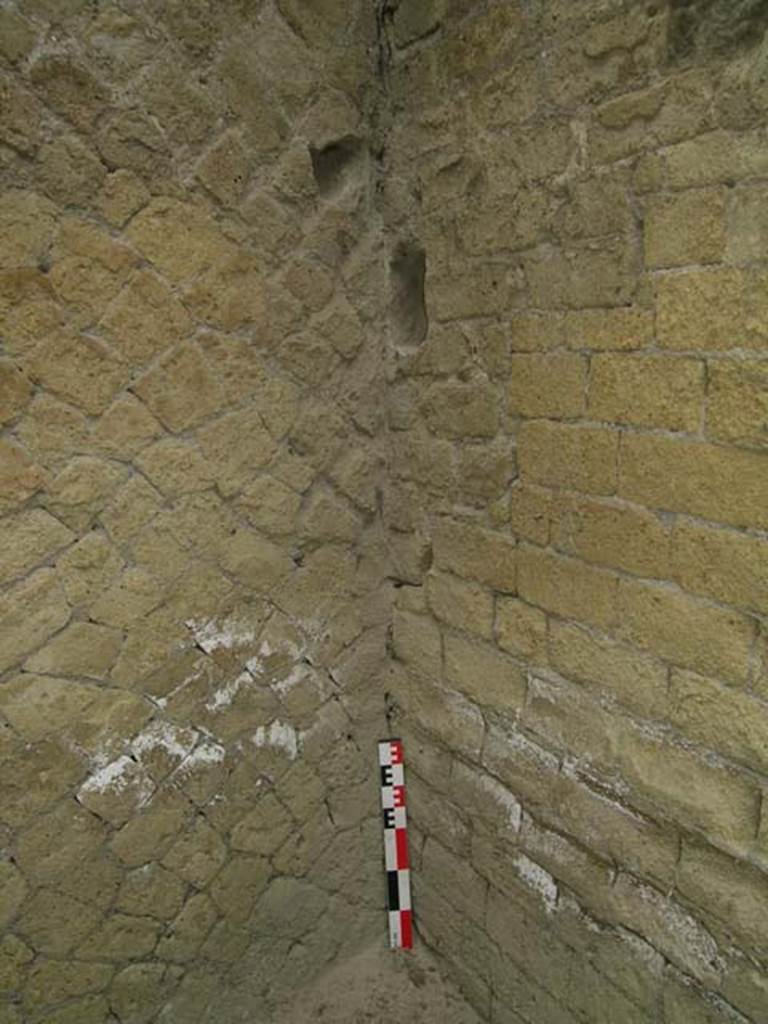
[3,1,768,1022]
[0,2,390,1021]
[383,1,768,1021]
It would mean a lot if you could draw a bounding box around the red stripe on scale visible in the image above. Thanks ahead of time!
[395,828,409,869]
[378,738,412,949]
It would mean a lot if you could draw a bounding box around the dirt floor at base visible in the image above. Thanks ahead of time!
[271,942,482,1024]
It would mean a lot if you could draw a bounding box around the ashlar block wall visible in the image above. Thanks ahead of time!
[384,1,768,1022]
[2,1,768,1023]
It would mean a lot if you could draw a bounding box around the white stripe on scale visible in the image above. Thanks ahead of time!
[384,827,397,871]
[397,870,411,912]
[388,909,401,948]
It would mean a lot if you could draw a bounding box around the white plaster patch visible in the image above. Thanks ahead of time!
[186,617,259,654]
[205,670,253,712]
[479,774,522,833]
[253,721,299,759]
[178,739,226,770]
[130,721,198,761]
[271,662,310,697]
[80,754,136,794]
[633,879,724,979]
[514,854,558,911]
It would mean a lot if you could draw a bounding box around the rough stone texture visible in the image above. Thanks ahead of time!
[381,1,768,1022]
[2,1,768,1023]
[0,3,388,1022]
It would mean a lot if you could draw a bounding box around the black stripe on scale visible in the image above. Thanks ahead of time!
[387,870,400,910]
[383,808,396,829]
[380,765,394,786]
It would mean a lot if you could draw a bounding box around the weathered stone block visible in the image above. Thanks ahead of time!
[618,577,754,685]
[518,544,619,631]
[426,571,494,640]
[644,188,726,267]
[619,433,768,530]
[656,267,768,351]
[518,421,618,495]
[0,568,70,674]
[444,633,526,714]
[707,358,768,449]
[672,517,768,614]
[589,353,704,431]
[509,353,587,419]
[549,619,667,719]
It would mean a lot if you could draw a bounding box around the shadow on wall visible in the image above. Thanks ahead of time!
[309,136,364,198]
[389,241,427,351]
[668,0,768,58]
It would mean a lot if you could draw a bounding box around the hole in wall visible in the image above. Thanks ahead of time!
[668,0,768,59]
[390,241,427,351]
[309,136,363,198]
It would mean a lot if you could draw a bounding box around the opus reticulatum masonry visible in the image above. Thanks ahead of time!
[378,738,413,950]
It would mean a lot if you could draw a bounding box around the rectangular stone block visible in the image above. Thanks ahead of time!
[669,669,768,774]
[519,817,612,913]
[619,432,768,530]
[482,718,561,812]
[727,183,768,265]
[549,619,667,719]
[656,267,768,351]
[495,596,548,663]
[644,188,725,268]
[550,493,671,578]
[509,311,563,352]
[603,874,721,985]
[444,633,526,714]
[508,352,587,418]
[618,577,754,685]
[615,728,759,855]
[518,544,619,631]
[545,771,678,888]
[391,609,442,680]
[432,518,517,592]
[519,421,618,495]
[450,760,522,838]
[589,353,704,432]
[563,307,654,351]
[508,482,551,545]
[525,238,636,309]
[707,359,768,449]
[426,571,494,640]
[389,664,484,762]
[678,841,768,953]
[663,129,768,189]
[671,518,768,615]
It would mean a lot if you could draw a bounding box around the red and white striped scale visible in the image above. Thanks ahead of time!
[378,738,413,950]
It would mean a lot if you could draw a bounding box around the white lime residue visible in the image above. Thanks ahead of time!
[245,639,274,677]
[205,670,253,712]
[80,754,136,793]
[480,774,522,832]
[514,854,558,911]
[178,739,226,771]
[131,721,198,762]
[253,721,299,759]
[186,617,259,654]
[271,663,310,697]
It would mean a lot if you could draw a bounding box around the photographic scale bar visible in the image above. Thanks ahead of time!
[378,738,413,949]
